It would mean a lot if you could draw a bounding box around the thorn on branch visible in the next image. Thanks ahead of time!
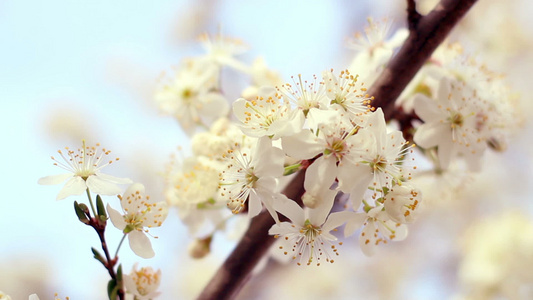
[407,0,422,31]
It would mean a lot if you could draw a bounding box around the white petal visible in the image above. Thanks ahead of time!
[94,172,133,184]
[304,156,337,194]
[129,230,155,259]
[273,196,305,226]
[268,222,297,236]
[86,176,122,196]
[56,176,87,200]
[359,222,377,256]
[199,92,230,119]
[437,138,454,170]
[247,190,263,219]
[29,295,40,300]
[308,188,337,225]
[337,163,372,197]
[107,204,127,231]
[344,213,366,237]
[413,94,443,122]
[322,211,354,232]
[281,129,323,159]
[38,173,72,185]
[121,183,147,212]
[413,122,450,149]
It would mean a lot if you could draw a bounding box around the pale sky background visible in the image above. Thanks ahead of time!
[1,0,533,299]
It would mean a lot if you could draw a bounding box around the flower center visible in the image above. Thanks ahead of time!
[449,112,464,128]
[301,219,321,242]
[369,155,387,172]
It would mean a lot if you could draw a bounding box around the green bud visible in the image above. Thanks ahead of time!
[116,264,123,287]
[96,195,107,226]
[74,201,90,224]
[91,247,107,267]
[107,279,118,300]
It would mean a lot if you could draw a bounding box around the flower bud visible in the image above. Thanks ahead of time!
[188,236,212,259]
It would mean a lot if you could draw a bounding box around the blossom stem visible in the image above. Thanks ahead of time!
[86,188,97,218]
[90,217,125,300]
[114,234,127,259]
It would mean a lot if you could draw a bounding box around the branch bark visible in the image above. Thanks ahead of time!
[197,0,478,298]
[369,0,478,121]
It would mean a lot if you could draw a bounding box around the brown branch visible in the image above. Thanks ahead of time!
[407,0,421,31]
[197,0,478,298]
[369,0,478,121]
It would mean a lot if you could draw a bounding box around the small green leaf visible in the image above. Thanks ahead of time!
[116,264,123,287]
[74,201,90,224]
[107,279,118,300]
[96,195,107,223]
[91,247,107,267]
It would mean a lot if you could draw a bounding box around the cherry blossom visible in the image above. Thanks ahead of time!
[219,137,285,221]
[38,141,132,200]
[107,183,168,258]
[269,188,352,266]
[124,263,162,300]
[413,77,487,170]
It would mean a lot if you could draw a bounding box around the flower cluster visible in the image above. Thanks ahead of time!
[158,18,517,267]
[397,42,520,171]
[158,29,429,264]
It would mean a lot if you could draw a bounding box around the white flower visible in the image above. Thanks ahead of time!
[277,74,329,116]
[233,86,304,139]
[198,31,249,72]
[337,108,412,202]
[269,189,351,266]
[219,137,285,221]
[413,77,487,171]
[190,117,248,158]
[155,58,229,134]
[322,69,374,122]
[165,155,230,237]
[282,114,358,196]
[124,263,161,300]
[347,18,408,84]
[344,206,408,256]
[107,183,168,258]
[383,184,423,224]
[38,141,132,200]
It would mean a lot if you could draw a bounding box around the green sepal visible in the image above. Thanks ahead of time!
[96,195,108,225]
[283,163,302,176]
[107,278,118,300]
[74,201,90,224]
[91,247,107,267]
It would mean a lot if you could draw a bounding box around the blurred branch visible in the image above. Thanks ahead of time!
[369,0,478,121]
[197,0,478,299]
